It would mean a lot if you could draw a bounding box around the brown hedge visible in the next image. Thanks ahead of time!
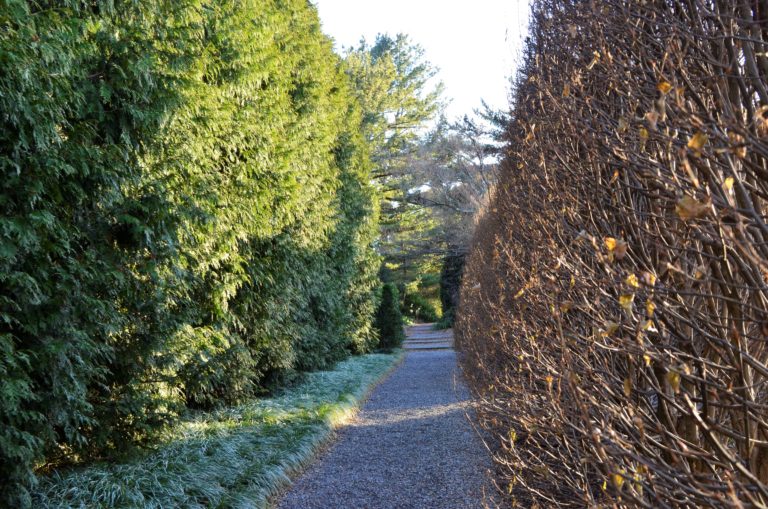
[456,1,768,507]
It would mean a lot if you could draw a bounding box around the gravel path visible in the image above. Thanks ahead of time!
[275,345,495,509]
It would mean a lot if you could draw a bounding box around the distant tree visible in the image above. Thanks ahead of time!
[343,33,445,179]
[343,34,505,324]
[397,108,506,323]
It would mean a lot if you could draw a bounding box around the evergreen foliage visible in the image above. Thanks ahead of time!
[374,283,405,350]
[402,290,440,323]
[0,1,379,504]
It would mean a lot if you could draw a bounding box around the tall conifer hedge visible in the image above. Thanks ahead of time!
[0,1,379,505]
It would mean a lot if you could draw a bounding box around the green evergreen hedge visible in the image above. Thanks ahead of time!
[0,1,379,505]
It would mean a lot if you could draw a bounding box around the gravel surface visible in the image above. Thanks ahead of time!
[275,348,495,509]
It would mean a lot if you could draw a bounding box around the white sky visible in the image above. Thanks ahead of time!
[312,0,532,121]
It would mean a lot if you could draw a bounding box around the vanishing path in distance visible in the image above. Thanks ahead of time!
[276,324,495,509]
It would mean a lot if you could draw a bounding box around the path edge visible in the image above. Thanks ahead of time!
[262,349,407,509]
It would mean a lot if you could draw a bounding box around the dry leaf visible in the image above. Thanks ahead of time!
[682,157,700,188]
[614,240,628,259]
[641,271,656,286]
[646,299,656,317]
[623,378,632,397]
[645,111,659,130]
[603,321,620,336]
[728,132,746,158]
[676,196,710,221]
[587,50,601,70]
[657,81,673,94]
[563,83,571,98]
[666,370,681,394]
[619,294,635,312]
[687,131,708,155]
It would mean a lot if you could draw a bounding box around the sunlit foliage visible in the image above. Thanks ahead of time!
[0,1,379,505]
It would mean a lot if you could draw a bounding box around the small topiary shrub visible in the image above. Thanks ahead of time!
[374,283,405,350]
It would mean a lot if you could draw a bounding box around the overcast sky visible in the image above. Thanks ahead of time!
[312,0,531,121]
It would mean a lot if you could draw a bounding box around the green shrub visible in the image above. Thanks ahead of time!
[374,284,405,350]
[402,289,440,322]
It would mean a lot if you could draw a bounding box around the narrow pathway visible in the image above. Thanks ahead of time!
[276,325,494,509]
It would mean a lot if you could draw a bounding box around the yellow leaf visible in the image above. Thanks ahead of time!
[687,131,708,155]
[643,354,652,367]
[724,176,734,192]
[729,132,746,158]
[646,299,656,317]
[639,127,649,140]
[605,237,628,259]
[613,472,625,489]
[625,274,639,288]
[667,370,681,393]
[514,288,526,299]
[570,275,575,288]
[676,195,710,221]
[619,294,635,312]
[623,377,632,397]
[545,375,554,391]
[641,271,656,286]
[657,81,673,94]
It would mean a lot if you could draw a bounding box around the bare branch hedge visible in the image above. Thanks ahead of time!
[456,1,768,506]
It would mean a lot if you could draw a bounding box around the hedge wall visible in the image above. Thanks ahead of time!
[457,0,768,507]
[0,1,379,505]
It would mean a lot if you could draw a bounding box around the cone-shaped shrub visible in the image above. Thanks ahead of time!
[374,283,405,350]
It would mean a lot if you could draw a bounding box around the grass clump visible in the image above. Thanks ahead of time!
[33,352,401,509]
